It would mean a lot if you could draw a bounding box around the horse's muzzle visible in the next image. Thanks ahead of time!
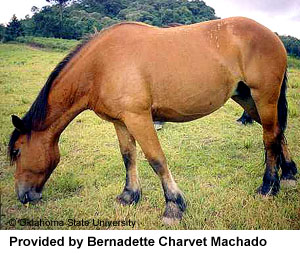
[16,184,42,204]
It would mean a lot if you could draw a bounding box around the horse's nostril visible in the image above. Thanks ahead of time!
[16,182,43,204]
[19,192,29,204]
[24,193,29,203]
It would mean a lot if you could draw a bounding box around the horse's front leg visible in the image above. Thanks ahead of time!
[123,111,186,225]
[114,122,141,205]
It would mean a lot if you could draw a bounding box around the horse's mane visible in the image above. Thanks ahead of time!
[8,21,154,163]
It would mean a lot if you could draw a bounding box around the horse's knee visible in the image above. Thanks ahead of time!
[149,159,167,176]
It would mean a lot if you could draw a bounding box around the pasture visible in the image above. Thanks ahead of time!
[0,43,299,229]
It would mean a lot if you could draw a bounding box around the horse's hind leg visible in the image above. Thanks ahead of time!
[114,122,141,205]
[233,80,297,190]
[123,111,186,224]
[250,72,297,195]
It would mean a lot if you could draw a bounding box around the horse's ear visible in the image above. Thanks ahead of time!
[11,115,26,133]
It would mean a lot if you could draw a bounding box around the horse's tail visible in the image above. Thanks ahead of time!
[277,70,298,176]
[277,69,288,135]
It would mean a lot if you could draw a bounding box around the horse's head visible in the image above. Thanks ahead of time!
[9,115,60,204]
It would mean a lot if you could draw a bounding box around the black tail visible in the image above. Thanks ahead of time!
[277,70,298,178]
[277,70,288,134]
[268,70,288,167]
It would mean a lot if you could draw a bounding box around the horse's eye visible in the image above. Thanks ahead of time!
[12,149,20,157]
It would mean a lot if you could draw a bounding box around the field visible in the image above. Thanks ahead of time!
[15,36,79,51]
[0,42,299,230]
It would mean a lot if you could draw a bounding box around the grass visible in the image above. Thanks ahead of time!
[288,55,300,70]
[15,36,79,51]
[0,43,299,230]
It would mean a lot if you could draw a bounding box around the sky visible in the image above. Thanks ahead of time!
[204,0,300,38]
[0,0,300,39]
[0,0,49,24]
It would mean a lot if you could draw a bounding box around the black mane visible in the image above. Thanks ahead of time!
[8,39,90,163]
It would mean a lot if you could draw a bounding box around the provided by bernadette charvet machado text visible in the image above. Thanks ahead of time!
[9,236,267,248]
[2,231,300,253]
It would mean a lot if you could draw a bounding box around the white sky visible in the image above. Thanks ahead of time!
[0,0,299,39]
[0,1,49,24]
[205,0,300,38]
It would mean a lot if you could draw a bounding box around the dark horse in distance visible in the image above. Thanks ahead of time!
[9,17,298,224]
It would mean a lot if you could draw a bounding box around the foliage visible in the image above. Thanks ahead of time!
[46,0,73,5]
[0,24,5,41]
[17,0,218,39]
[45,0,74,38]
[280,35,300,58]
[3,15,24,42]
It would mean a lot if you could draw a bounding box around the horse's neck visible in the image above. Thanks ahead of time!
[43,65,90,139]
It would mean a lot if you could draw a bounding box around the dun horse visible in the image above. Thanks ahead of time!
[9,17,298,224]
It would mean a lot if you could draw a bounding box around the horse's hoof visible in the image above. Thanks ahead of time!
[162,202,184,225]
[257,185,278,197]
[154,122,164,131]
[281,179,297,187]
[236,112,253,125]
[116,189,141,206]
[162,216,180,226]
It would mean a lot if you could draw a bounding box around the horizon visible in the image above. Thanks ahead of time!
[0,0,299,39]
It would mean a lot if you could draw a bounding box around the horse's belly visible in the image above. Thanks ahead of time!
[152,82,233,122]
[148,50,239,122]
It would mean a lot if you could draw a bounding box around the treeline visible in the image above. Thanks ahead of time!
[0,0,300,57]
[1,0,218,40]
[280,35,300,58]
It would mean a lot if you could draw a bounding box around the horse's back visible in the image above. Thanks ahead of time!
[92,17,286,122]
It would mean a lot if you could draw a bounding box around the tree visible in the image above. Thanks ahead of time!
[3,15,24,41]
[280,35,300,58]
[21,15,35,36]
[32,6,61,38]
[0,24,5,41]
[46,0,73,37]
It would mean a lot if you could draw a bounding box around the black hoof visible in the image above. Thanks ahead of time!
[154,121,164,131]
[257,182,280,196]
[237,111,253,125]
[162,192,187,225]
[116,189,141,205]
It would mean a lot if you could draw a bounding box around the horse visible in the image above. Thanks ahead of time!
[8,17,298,224]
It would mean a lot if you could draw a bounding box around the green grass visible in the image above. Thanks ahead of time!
[288,55,300,70]
[0,44,299,230]
[15,36,80,51]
